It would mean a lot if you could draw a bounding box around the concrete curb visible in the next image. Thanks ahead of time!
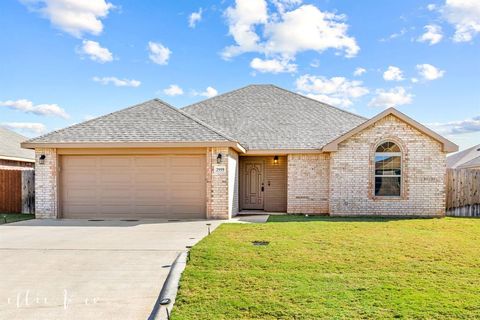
[148,251,188,320]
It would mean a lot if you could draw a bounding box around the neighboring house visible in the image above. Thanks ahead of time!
[0,127,35,214]
[447,144,480,169]
[0,126,35,168]
[22,85,458,220]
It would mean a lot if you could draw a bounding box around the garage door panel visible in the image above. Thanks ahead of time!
[61,155,206,219]
[170,204,205,214]
[64,156,97,167]
[172,157,203,166]
[172,171,203,181]
[99,174,131,182]
[99,157,132,166]
[134,157,169,167]
[134,190,169,199]
[133,205,170,214]
[63,188,97,201]
[63,173,97,184]
[134,173,168,184]
[170,192,204,202]
[64,204,99,215]
[99,205,134,214]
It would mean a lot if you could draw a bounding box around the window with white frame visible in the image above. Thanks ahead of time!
[374,141,401,197]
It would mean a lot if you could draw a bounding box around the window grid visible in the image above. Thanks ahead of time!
[374,142,402,197]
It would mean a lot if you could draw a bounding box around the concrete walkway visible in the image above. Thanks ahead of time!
[0,219,223,320]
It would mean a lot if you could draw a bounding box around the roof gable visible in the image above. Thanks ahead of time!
[23,99,243,150]
[0,127,35,161]
[447,144,480,168]
[182,84,367,150]
[323,108,459,153]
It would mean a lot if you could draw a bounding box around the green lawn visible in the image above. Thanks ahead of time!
[173,216,480,319]
[0,213,35,225]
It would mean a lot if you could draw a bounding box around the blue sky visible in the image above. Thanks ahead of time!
[0,0,479,150]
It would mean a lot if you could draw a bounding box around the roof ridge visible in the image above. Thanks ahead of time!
[0,126,28,140]
[268,84,368,121]
[181,84,258,111]
[182,84,367,122]
[152,98,241,144]
[24,99,161,144]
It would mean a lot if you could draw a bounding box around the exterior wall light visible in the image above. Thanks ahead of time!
[217,153,222,164]
[39,154,46,165]
[274,155,279,165]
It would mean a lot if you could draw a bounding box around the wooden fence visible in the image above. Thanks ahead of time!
[446,169,480,217]
[0,169,34,214]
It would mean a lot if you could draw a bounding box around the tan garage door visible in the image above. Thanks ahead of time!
[61,155,206,219]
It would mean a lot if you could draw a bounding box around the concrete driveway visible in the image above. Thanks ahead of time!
[0,219,223,320]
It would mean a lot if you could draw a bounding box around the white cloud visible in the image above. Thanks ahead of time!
[380,28,408,42]
[383,66,404,81]
[189,8,203,28]
[148,41,171,65]
[442,0,480,42]
[411,77,419,83]
[20,0,114,38]
[271,0,302,14]
[223,0,268,59]
[163,84,184,96]
[0,99,69,119]
[222,1,359,61]
[92,76,141,87]
[428,115,480,135]
[310,59,320,68]
[263,5,359,58]
[250,57,297,73]
[427,3,437,11]
[296,74,369,108]
[353,67,366,76]
[368,87,413,108]
[196,86,218,98]
[201,86,218,98]
[417,24,443,45]
[79,40,113,63]
[1,122,47,135]
[416,64,445,81]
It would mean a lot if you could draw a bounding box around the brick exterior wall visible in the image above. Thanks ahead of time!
[34,148,58,218]
[206,147,232,219]
[287,154,330,214]
[329,114,447,216]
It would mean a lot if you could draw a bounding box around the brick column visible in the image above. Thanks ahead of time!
[206,147,230,219]
[34,148,58,218]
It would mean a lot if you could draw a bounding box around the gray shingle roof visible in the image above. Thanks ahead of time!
[182,84,367,150]
[447,144,480,168]
[25,99,234,144]
[0,127,35,160]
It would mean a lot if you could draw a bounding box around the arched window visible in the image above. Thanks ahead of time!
[374,141,401,197]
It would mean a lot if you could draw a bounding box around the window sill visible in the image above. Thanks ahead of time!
[372,196,404,201]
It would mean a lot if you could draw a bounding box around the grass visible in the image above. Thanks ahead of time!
[0,213,34,225]
[173,216,480,319]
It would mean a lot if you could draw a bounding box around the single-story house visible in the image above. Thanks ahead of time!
[447,144,480,169]
[0,126,35,169]
[22,85,458,220]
